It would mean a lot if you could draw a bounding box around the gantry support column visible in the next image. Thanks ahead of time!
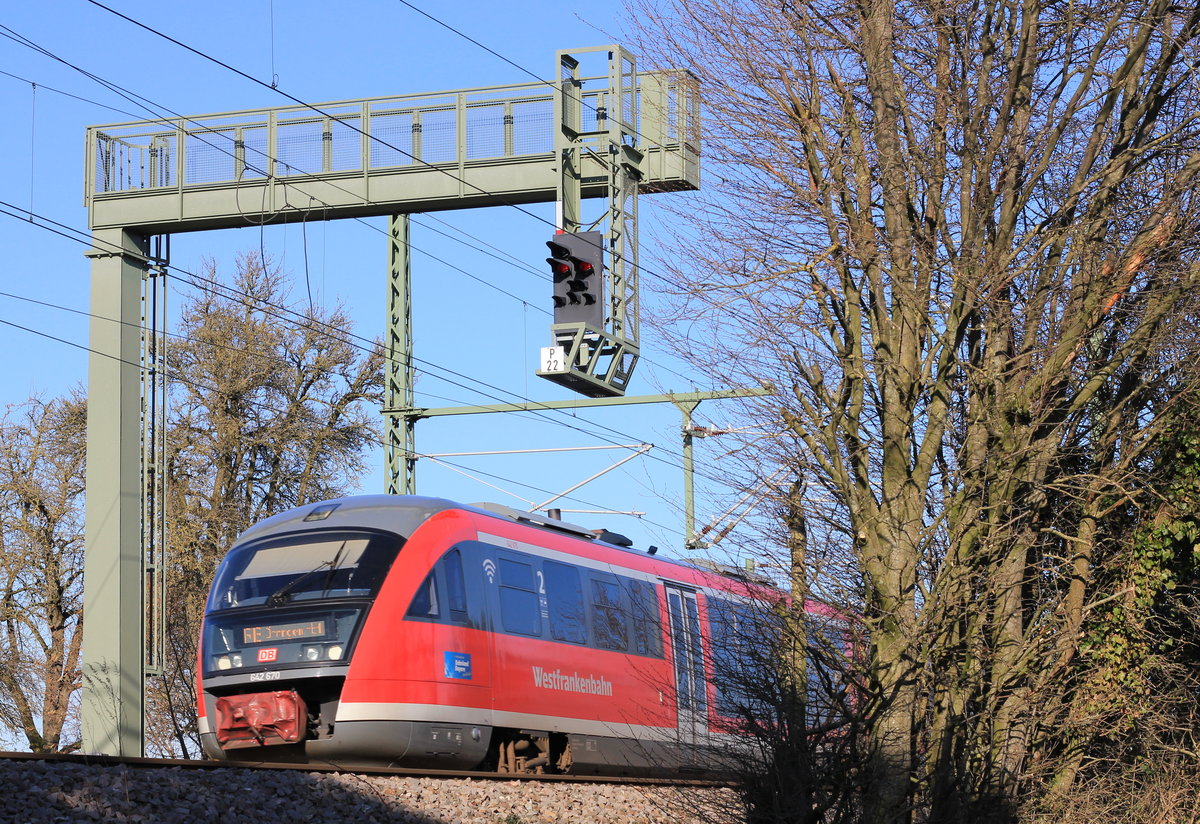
[385,214,417,495]
[82,228,148,756]
[677,400,701,548]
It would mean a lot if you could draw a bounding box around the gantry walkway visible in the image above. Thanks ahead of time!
[85,70,699,232]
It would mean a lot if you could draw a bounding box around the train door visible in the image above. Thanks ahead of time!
[664,585,708,753]
[483,548,547,706]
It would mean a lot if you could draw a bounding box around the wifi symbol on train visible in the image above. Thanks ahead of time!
[482,559,497,584]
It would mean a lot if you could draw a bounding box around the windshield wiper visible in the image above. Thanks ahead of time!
[320,540,351,597]
[266,541,349,606]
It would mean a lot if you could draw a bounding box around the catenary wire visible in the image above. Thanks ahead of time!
[0,184,738,505]
[11,199,692,470]
[0,28,700,371]
[0,26,542,295]
[0,200,747,497]
[0,211,689,531]
[0,28,748,490]
[391,0,688,168]
[77,0,698,295]
[0,24,729,438]
[0,65,730,488]
[0,28,548,304]
[0,22,704,381]
[0,20,775,543]
[0,306,684,538]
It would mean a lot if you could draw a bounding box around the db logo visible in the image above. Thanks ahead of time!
[257,648,278,663]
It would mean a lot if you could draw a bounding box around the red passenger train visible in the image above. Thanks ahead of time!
[197,495,808,774]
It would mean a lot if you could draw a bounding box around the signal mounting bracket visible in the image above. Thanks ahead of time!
[537,322,639,398]
[542,46,643,398]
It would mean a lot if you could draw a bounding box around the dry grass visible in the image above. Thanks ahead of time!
[1022,756,1200,824]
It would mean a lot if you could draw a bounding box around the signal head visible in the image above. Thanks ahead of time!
[546,231,604,327]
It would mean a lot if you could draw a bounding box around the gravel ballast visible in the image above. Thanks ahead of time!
[0,760,743,824]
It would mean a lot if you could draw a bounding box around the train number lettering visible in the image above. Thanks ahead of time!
[249,670,281,683]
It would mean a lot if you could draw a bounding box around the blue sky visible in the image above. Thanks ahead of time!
[0,1,751,558]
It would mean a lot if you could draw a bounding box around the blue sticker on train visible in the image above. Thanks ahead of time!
[444,651,472,680]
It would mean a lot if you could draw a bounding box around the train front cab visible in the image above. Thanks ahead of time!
[197,497,492,768]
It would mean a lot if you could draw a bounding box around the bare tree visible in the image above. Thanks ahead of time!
[146,254,383,756]
[0,392,86,753]
[630,0,1200,820]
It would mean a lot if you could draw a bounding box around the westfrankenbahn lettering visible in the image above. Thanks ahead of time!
[531,666,614,697]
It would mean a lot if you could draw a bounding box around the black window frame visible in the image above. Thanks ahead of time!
[544,559,587,644]
[444,548,469,620]
[406,572,441,619]
[498,555,542,637]
[589,573,630,652]
[625,578,663,657]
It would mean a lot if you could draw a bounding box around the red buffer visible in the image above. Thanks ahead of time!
[215,690,307,748]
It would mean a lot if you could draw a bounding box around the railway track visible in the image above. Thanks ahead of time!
[0,749,733,788]
[0,749,742,824]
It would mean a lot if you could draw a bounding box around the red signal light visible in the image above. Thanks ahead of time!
[544,231,603,325]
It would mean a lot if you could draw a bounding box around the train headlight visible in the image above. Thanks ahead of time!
[231,654,243,667]
[327,644,344,661]
[216,656,232,671]
[303,646,321,662]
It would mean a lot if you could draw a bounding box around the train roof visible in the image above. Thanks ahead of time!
[234,495,783,595]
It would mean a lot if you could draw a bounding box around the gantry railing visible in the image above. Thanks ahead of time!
[84,70,699,232]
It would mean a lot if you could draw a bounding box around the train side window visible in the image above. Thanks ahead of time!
[444,549,468,619]
[625,579,663,657]
[498,557,541,636]
[407,573,440,618]
[710,598,776,718]
[543,560,586,644]
[807,613,849,726]
[709,598,743,716]
[590,575,628,651]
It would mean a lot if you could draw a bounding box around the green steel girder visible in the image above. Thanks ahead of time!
[82,229,149,756]
[535,322,639,398]
[385,214,416,496]
[84,69,698,235]
[384,388,770,419]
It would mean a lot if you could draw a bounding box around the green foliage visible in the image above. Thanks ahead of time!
[1077,411,1200,728]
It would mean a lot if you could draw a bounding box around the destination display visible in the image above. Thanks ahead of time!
[242,618,328,645]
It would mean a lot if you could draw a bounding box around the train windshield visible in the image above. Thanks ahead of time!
[207,530,403,612]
